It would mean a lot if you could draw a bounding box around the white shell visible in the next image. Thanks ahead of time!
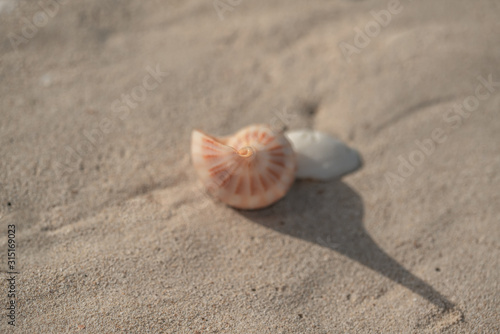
[285,129,361,180]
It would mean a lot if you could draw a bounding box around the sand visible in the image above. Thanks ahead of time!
[1,0,499,332]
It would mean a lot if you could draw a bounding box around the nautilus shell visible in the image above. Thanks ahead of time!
[191,124,296,209]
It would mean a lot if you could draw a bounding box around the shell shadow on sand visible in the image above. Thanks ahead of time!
[239,180,455,310]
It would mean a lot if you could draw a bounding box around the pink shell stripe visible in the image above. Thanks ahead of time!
[191,125,296,209]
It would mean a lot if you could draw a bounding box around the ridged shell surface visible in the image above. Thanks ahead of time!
[191,124,296,209]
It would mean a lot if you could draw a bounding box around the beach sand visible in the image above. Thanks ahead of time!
[1,0,499,332]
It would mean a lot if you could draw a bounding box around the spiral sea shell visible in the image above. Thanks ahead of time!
[191,124,296,209]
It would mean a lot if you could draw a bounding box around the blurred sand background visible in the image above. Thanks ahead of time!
[1,0,499,332]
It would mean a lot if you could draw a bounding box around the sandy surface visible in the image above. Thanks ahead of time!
[1,0,499,332]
